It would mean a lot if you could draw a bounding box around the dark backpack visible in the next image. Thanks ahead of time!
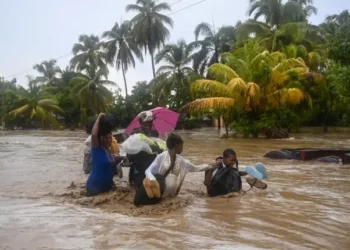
[209,166,242,196]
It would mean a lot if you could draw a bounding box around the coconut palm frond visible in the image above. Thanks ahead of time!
[268,51,287,65]
[245,82,261,110]
[207,63,239,84]
[268,88,305,107]
[35,106,60,127]
[307,52,321,71]
[236,19,272,42]
[98,80,117,86]
[156,65,175,74]
[273,58,307,73]
[181,97,235,113]
[97,85,114,103]
[227,78,248,97]
[194,22,214,40]
[191,79,231,97]
[7,104,31,118]
[37,98,57,106]
[38,99,63,114]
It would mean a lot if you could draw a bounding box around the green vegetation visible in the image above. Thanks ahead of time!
[5,77,63,128]
[102,21,143,96]
[1,1,349,137]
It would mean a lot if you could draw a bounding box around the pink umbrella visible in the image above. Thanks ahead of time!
[125,107,180,136]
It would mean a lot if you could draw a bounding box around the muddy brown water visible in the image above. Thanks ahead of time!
[0,129,350,250]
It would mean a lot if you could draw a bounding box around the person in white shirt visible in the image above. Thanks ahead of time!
[83,123,93,174]
[133,133,210,206]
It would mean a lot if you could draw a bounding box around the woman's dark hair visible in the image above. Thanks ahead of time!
[99,114,117,137]
[87,114,117,137]
[85,120,95,135]
[166,133,183,149]
[98,130,112,138]
[223,148,236,158]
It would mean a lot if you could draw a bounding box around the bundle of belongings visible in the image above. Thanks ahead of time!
[119,111,167,188]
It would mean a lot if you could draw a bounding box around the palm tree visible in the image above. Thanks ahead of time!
[70,34,107,74]
[33,59,62,86]
[191,23,236,73]
[126,0,173,78]
[319,10,350,45]
[69,67,117,114]
[153,39,196,109]
[0,78,17,91]
[191,22,237,129]
[290,0,317,18]
[237,19,287,52]
[182,46,309,135]
[148,72,170,107]
[44,67,77,94]
[247,0,316,27]
[102,21,143,96]
[248,0,284,27]
[236,19,327,71]
[326,10,350,26]
[319,21,339,38]
[221,40,264,82]
[6,77,63,126]
[155,39,194,76]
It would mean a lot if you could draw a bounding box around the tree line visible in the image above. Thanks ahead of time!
[1,0,349,137]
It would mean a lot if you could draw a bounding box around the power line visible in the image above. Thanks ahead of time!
[169,0,207,16]
[3,0,208,80]
[3,52,72,80]
[169,0,183,6]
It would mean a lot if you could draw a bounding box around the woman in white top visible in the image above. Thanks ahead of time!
[133,133,210,206]
[83,132,92,174]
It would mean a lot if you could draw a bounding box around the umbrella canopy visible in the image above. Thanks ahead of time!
[125,107,180,136]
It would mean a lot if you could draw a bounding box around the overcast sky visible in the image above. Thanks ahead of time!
[1,0,348,94]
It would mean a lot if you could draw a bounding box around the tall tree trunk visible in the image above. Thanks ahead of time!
[150,48,156,79]
[271,30,277,52]
[121,64,128,96]
[215,47,221,130]
[214,48,219,63]
[323,126,328,133]
[323,105,329,133]
[95,93,100,114]
[222,116,229,136]
[147,19,156,79]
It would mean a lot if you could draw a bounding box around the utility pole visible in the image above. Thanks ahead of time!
[1,77,5,129]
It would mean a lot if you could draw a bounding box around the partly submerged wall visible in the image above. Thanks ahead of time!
[297,127,350,133]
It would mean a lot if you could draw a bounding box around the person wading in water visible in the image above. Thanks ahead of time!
[86,113,123,197]
[83,120,122,177]
[204,149,267,197]
[126,111,166,189]
[133,133,210,206]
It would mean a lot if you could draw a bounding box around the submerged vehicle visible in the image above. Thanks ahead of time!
[264,148,350,164]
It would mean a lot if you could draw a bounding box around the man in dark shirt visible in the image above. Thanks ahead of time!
[204,149,245,196]
[204,149,267,196]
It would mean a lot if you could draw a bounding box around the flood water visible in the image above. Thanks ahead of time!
[0,129,350,250]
